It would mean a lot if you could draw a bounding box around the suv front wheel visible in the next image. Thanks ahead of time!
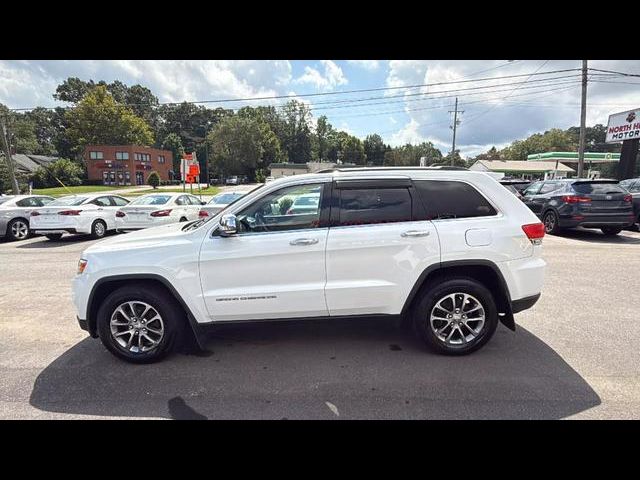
[96,284,184,363]
[413,277,498,355]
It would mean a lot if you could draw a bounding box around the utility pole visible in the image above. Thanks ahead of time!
[577,60,588,178]
[449,97,464,165]
[0,115,20,194]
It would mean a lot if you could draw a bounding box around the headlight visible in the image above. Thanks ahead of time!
[77,258,88,275]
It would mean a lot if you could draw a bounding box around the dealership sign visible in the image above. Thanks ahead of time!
[606,108,640,143]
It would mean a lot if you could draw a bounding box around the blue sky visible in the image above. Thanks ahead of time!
[1,60,639,157]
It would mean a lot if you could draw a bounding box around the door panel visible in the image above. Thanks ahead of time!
[199,229,329,321]
[325,221,439,316]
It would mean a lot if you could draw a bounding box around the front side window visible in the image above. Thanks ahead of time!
[414,180,497,220]
[338,188,412,226]
[236,183,324,234]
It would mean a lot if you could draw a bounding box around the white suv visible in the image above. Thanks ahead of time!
[73,168,546,363]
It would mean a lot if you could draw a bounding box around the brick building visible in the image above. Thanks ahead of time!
[84,145,173,186]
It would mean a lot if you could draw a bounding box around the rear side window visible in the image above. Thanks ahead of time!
[414,180,497,220]
[572,182,626,194]
[338,188,412,226]
[110,196,129,207]
[16,197,41,207]
[539,182,563,194]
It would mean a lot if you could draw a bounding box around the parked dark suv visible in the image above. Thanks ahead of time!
[522,179,634,235]
[620,177,640,230]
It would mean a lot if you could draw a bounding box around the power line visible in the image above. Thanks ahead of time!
[588,67,640,77]
[7,67,585,112]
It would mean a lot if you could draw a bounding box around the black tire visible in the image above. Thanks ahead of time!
[542,210,561,235]
[91,219,107,239]
[6,218,30,241]
[96,284,186,364]
[45,234,63,241]
[413,277,498,356]
[601,226,622,236]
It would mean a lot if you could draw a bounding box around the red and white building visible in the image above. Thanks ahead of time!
[84,145,173,186]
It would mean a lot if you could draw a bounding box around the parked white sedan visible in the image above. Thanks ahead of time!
[30,194,130,241]
[115,193,204,231]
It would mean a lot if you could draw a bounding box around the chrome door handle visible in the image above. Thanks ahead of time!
[290,238,319,246]
[401,230,431,237]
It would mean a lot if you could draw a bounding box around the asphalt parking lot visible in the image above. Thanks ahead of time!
[1,227,640,419]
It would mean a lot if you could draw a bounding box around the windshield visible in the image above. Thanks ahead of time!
[48,196,88,206]
[182,184,265,231]
[210,193,244,204]
[130,195,171,206]
[572,182,626,194]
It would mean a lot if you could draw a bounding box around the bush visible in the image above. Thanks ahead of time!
[31,158,84,188]
[147,171,160,189]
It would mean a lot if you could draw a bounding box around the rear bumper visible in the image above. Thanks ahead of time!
[558,213,635,229]
[511,293,541,314]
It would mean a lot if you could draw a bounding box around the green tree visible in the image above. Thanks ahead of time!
[147,171,160,189]
[161,133,185,177]
[158,103,232,152]
[363,134,387,166]
[281,100,312,164]
[206,116,266,179]
[31,158,84,188]
[341,135,366,165]
[65,85,154,155]
[314,116,334,162]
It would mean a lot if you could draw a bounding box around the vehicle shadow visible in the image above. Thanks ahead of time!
[553,228,640,245]
[16,232,119,249]
[29,318,601,419]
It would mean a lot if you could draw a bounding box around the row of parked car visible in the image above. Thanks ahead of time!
[0,190,249,242]
[499,177,640,235]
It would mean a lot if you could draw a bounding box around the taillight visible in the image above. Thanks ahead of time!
[58,210,82,216]
[115,210,126,218]
[522,223,545,245]
[30,211,40,216]
[150,209,172,217]
[624,194,632,203]
[77,259,88,275]
[562,195,591,204]
[198,209,209,217]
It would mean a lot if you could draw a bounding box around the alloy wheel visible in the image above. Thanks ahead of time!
[110,301,165,353]
[11,220,29,240]
[543,212,556,233]
[429,293,486,346]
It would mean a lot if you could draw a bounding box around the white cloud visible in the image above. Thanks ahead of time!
[347,60,380,71]
[383,59,640,157]
[294,60,347,91]
[0,60,294,109]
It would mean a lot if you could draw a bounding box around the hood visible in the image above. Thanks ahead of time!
[83,221,201,254]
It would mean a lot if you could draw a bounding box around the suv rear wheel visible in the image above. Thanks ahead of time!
[543,210,561,235]
[96,284,185,363]
[413,277,498,355]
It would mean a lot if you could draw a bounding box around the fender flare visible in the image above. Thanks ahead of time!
[401,259,516,331]
[85,273,207,348]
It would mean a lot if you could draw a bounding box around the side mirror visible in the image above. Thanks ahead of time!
[219,214,237,236]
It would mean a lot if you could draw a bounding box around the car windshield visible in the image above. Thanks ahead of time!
[572,182,626,194]
[48,196,88,206]
[130,195,171,205]
[210,193,243,204]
